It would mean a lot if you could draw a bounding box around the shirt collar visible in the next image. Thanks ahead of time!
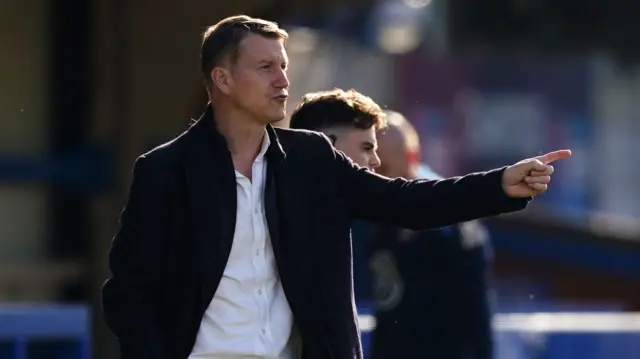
[256,128,270,162]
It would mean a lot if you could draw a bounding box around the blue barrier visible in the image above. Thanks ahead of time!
[0,146,113,195]
[0,305,90,359]
[495,331,640,359]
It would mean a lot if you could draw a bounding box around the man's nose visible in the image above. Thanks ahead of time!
[274,69,289,89]
[371,153,382,170]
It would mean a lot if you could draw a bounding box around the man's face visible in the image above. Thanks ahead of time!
[222,34,290,124]
[332,127,381,171]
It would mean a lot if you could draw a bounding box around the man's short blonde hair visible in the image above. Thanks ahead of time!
[200,15,288,90]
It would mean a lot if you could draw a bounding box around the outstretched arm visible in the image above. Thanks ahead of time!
[319,133,570,229]
[333,150,527,229]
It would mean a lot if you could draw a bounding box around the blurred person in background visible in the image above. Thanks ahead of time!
[102,14,568,359]
[368,110,494,359]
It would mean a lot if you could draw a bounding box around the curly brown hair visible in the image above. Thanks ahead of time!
[289,88,387,132]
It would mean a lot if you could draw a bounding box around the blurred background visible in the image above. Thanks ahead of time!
[2,0,640,358]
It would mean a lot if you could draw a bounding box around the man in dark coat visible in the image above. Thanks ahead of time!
[101,15,571,359]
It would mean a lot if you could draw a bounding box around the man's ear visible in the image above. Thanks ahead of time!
[211,67,232,95]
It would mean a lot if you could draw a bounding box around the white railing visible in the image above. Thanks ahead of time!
[358,312,640,333]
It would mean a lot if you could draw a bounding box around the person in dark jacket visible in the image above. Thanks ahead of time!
[366,110,494,359]
[102,15,570,359]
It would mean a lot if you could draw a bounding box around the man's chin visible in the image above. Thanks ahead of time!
[266,110,286,124]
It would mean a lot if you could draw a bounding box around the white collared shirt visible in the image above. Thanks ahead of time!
[189,131,296,359]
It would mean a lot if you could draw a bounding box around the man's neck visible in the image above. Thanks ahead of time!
[212,105,266,178]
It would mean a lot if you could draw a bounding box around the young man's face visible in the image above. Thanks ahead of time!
[331,127,381,171]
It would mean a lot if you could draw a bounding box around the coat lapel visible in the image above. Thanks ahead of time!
[264,125,286,260]
[184,106,237,308]
[265,128,317,327]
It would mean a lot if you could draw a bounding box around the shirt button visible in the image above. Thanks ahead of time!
[261,329,266,334]
[257,289,263,295]
[255,250,260,256]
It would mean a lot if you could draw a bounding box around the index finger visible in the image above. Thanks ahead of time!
[536,149,572,164]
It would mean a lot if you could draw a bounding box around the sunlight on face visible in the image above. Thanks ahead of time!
[228,34,290,124]
[332,127,381,171]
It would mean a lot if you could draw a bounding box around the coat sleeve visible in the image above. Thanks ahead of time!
[315,133,530,230]
[101,156,168,359]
